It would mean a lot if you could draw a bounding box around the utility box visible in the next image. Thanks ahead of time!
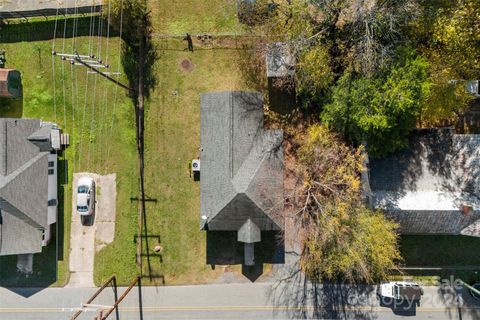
[191,159,200,181]
[192,159,200,173]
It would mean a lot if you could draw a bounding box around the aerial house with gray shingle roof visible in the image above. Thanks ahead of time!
[200,91,284,267]
[0,118,60,273]
[364,129,480,236]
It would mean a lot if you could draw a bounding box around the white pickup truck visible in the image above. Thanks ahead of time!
[378,281,424,302]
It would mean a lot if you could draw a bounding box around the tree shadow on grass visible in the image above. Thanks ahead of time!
[118,7,160,286]
[0,16,117,43]
[0,97,23,118]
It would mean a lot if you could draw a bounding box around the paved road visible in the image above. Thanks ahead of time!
[1,282,480,320]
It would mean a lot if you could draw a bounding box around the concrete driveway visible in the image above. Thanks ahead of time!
[67,173,116,288]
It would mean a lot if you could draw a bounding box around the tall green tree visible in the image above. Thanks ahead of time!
[322,54,431,156]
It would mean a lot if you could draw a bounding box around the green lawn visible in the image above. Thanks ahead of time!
[0,18,136,287]
[396,235,480,285]
[1,2,263,287]
[400,235,480,266]
[94,38,256,285]
[150,0,244,34]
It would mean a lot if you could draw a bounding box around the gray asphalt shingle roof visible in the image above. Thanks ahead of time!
[369,129,480,236]
[0,119,54,255]
[200,91,284,235]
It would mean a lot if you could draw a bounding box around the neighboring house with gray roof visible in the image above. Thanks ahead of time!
[200,91,284,266]
[0,118,60,273]
[364,129,480,236]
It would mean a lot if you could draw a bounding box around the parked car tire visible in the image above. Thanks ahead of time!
[381,296,394,306]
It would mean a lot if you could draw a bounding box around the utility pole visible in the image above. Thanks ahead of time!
[135,12,148,269]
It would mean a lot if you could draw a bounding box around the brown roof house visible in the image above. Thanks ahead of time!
[364,129,480,236]
[200,91,284,272]
[0,119,61,274]
[0,69,22,98]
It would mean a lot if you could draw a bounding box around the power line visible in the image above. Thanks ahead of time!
[61,5,68,132]
[106,0,125,163]
[100,0,113,171]
[70,1,80,173]
[51,5,60,123]
[88,0,105,170]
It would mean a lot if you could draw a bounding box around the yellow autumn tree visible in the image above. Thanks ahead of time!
[419,0,479,126]
[289,124,401,283]
[433,0,480,80]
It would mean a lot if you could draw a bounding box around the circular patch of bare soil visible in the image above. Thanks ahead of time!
[179,59,194,72]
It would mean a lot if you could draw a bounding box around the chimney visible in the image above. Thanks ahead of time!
[461,204,473,216]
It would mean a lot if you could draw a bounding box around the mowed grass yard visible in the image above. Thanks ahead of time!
[400,235,480,266]
[93,0,255,286]
[398,235,480,284]
[150,0,244,34]
[94,38,256,285]
[0,18,136,286]
[0,1,257,288]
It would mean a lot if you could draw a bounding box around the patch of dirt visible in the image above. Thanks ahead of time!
[179,58,194,72]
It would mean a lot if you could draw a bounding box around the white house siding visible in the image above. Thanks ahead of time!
[44,152,57,246]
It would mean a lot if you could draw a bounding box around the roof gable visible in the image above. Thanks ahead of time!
[200,91,284,231]
[0,152,49,228]
[208,193,281,231]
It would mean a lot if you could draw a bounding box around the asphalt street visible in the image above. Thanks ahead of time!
[1,282,480,320]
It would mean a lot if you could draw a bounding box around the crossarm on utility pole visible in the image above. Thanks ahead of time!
[74,57,135,93]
